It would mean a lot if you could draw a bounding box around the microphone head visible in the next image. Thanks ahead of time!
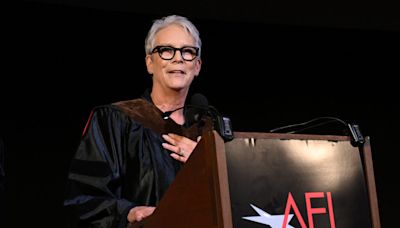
[185,93,209,127]
[190,93,209,110]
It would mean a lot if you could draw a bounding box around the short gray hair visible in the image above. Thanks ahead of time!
[145,15,202,58]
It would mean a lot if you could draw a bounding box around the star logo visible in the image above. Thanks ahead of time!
[242,204,294,228]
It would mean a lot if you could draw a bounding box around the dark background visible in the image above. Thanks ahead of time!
[3,0,399,227]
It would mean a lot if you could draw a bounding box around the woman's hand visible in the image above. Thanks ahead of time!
[127,206,156,223]
[162,133,201,163]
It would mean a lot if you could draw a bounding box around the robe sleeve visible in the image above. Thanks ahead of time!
[64,105,134,228]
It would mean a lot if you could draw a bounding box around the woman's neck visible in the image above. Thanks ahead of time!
[151,89,188,125]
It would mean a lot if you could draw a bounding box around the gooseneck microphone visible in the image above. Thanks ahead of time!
[160,93,234,142]
[186,93,234,142]
[269,116,364,147]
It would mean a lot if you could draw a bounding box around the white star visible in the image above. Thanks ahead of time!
[242,204,294,228]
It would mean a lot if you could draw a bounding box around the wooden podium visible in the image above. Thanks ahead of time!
[128,131,380,228]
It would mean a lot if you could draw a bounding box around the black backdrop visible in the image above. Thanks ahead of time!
[3,1,399,227]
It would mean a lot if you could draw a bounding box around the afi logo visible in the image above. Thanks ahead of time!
[243,192,336,228]
[284,192,336,228]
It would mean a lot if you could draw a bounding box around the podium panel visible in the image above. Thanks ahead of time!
[226,132,379,228]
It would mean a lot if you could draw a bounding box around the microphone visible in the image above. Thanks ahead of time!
[161,93,234,142]
[186,93,234,142]
[268,117,364,147]
[184,93,209,126]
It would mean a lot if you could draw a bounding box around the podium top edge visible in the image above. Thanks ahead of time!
[233,131,351,141]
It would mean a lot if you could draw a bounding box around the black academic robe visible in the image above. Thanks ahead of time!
[64,93,206,228]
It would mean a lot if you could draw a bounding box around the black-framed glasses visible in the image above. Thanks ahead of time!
[151,45,199,61]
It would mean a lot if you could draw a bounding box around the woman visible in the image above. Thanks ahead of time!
[64,15,206,228]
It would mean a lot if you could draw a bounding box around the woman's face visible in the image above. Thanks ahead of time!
[146,24,202,93]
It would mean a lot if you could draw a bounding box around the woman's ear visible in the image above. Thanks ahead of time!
[145,55,154,74]
[194,58,202,77]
